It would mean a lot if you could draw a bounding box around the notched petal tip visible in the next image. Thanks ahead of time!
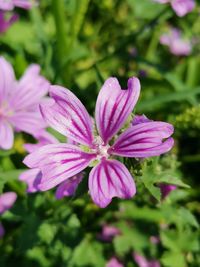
[89,159,136,208]
[95,76,141,144]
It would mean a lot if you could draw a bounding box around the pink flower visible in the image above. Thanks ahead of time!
[98,225,121,242]
[133,253,160,267]
[23,77,174,208]
[0,11,18,33]
[106,257,124,267]
[159,183,177,198]
[21,131,83,196]
[154,0,195,17]
[0,0,35,10]
[160,28,192,56]
[0,192,17,214]
[0,57,50,150]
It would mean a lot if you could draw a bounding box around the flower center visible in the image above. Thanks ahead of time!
[0,101,13,118]
[92,136,110,160]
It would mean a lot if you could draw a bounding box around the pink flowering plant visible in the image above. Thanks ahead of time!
[23,78,174,208]
[0,1,199,267]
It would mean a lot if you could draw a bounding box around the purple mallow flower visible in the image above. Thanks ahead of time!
[159,183,177,198]
[133,253,160,267]
[0,191,17,238]
[154,0,195,17]
[23,77,174,208]
[0,57,49,150]
[0,11,18,33]
[0,0,35,10]
[20,131,83,197]
[106,257,124,267]
[98,224,121,242]
[160,28,192,56]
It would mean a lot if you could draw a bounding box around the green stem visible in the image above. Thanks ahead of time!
[52,0,68,66]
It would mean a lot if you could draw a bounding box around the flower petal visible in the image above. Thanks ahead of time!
[9,64,49,110]
[10,111,47,135]
[13,0,34,9]
[171,0,195,17]
[40,85,94,146]
[55,172,83,199]
[95,77,140,144]
[19,169,42,193]
[89,159,136,208]
[110,122,174,158]
[0,120,14,150]
[0,192,17,214]
[0,56,15,101]
[23,144,96,191]
[24,130,58,153]
[0,1,14,10]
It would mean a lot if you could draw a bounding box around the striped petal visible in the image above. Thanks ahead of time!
[10,64,49,110]
[40,85,94,147]
[110,122,174,158]
[0,56,15,101]
[89,159,136,208]
[23,144,96,191]
[95,77,140,144]
[10,111,47,135]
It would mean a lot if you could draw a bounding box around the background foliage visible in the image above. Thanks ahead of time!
[0,0,200,266]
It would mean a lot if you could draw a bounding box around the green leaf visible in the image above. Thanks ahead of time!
[161,251,186,267]
[70,237,105,267]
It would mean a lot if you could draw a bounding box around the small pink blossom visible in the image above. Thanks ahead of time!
[0,57,50,150]
[133,253,160,267]
[154,0,195,17]
[0,10,18,33]
[159,183,177,198]
[98,225,121,242]
[23,77,174,208]
[106,257,124,267]
[160,28,192,56]
[150,236,160,244]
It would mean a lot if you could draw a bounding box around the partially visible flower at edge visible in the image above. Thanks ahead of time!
[106,257,124,267]
[160,28,192,56]
[154,0,195,17]
[0,192,17,238]
[0,11,18,33]
[133,252,160,267]
[0,57,50,150]
[23,77,174,208]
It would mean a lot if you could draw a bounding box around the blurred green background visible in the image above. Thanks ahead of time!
[0,0,200,266]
